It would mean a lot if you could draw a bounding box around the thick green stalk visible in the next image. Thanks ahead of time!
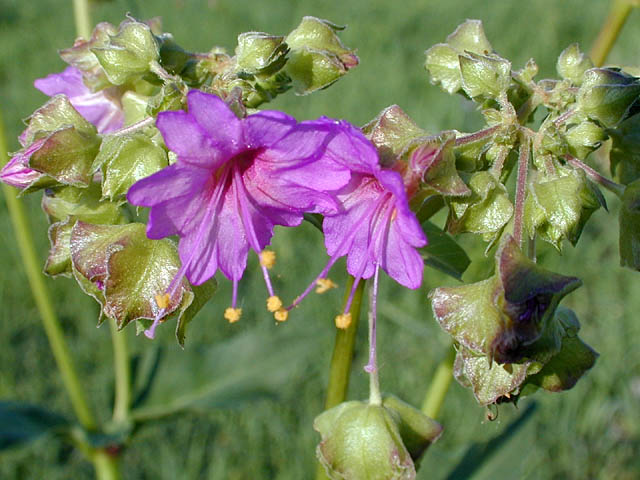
[70,0,125,477]
[109,319,131,424]
[0,112,97,431]
[590,0,639,67]
[316,276,366,480]
[323,276,366,409]
[421,345,456,419]
[73,0,92,39]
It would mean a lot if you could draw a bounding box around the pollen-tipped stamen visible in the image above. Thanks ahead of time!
[316,277,338,294]
[267,295,283,312]
[274,308,289,322]
[334,312,352,329]
[224,307,242,323]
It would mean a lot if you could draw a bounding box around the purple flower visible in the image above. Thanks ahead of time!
[0,139,47,189]
[288,122,427,324]
[127,90,353,337]
[34,66,124,135]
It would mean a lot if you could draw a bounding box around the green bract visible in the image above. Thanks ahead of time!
[619,179,640,270]
[609,112,640,184]
[524,166,604,250]
[285,16,358,94]
[91,17,160,85]
[235,32,289,77]
[314,397,441,480]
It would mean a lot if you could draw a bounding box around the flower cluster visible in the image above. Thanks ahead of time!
[128,90,427,337]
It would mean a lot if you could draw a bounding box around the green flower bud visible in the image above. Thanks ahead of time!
[556,43,593,86]
[447,171,513,245]
[314,401,416,480]
[285,16,358,95]
[41,183,124,225]
[425,20,509,98]
[44,218,75,277]
[619,179,640,270]
[91,17,160,85]
[577,68,640,127]
[235,32,289,77]
[60,22,118,91]
[563,119,606,159]
[525,165,605,250]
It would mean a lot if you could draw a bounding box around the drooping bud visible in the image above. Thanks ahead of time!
[285,17,359,95]
[525,165,605,250]
[556,43,593,86]
[91,17,160,85]
[459,52,511,100]
[576,68,640,128]
[563,119,606,159]
[314,401,416,480]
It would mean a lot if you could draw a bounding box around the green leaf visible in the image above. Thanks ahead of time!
[96,132,168,200]
[175,279,217,347]
[609,113,640,185]
[524,334,598,392]
[0,402,69,450]
[420,220,470,280]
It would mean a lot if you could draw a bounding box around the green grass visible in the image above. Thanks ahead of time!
[1,0,640,478]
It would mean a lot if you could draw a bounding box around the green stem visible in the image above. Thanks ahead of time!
[590,0,639,67]
[91,450,121,480]
[109,320,131,424]
[323,276,366,409]
[0,112,97,431]
[317,276,366,480]
[72,0,92,39]
[421,345,456,419]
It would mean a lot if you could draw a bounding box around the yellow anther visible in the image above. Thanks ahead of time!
[155,293,170,310]
[266,295,283,312]
[315,278,338,294]
[224,307,242,323]
[334,313,352,330]
[260,250,276,269]
[274,308,289,322]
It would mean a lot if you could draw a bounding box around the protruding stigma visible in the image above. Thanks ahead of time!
[335,313,352,329]
[266,295,283,312]
[315,278,338,294]
[260,250,276,269]
[274,308,289,322]
[224,307,242,323]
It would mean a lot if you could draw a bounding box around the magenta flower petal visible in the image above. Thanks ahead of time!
[0,139,47,189]
[34,66,123,134]
[323,168,427,289]
[156,111,231,168]
[186,90,243,148]
[244,110,297,147]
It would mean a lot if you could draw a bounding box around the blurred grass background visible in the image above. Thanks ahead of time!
[1,0,639,478]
